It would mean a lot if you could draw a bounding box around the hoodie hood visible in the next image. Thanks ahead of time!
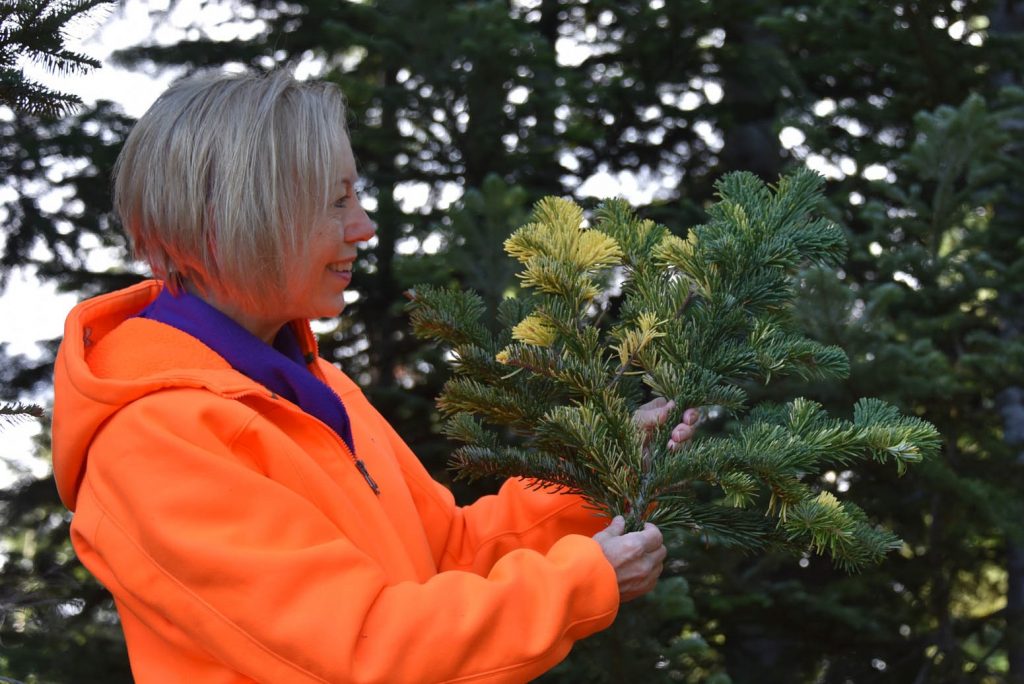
[51,280,315,511]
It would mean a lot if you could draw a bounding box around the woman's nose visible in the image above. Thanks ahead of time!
[346,206,377,243]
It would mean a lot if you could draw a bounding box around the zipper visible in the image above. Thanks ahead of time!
[297,329,382,497]
[321,384,381,497]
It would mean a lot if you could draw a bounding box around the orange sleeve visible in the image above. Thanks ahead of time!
[382,417,611,574]
[71,390,619,684]
[438,478,612,574]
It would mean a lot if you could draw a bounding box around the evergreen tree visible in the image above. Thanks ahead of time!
[0,3,135,681]
[685,83,1023,684]
[833,88,1024,683]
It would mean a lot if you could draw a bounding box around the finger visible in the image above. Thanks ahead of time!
[648,562,665,590]
[639,522,664,551]
[666,410,702,450]
[666,425,694,450]
[642,547,667,584]
[671,423,695,442]
[637,557,665,595]
[642,521,664,542]
[651,544,667,566]
[635,397,667,416]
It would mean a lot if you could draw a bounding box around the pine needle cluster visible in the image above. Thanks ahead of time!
[0,0,108,117]
[0,401,44,428]
[407,169,940,570]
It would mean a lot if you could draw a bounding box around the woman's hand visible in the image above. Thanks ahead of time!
[591,400,696,602]
[592,516,667,602]
[634,398,701,451]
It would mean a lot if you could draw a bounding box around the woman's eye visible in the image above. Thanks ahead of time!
[334,181,355,208]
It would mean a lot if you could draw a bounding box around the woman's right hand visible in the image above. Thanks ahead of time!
[592,516,667,602]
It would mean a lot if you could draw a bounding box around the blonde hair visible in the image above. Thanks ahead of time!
[113,69,352,309]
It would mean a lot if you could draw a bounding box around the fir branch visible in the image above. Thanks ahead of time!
[445,414,602,495]
[447,344,509,382]
[0,0,111,117]
[438,377,548,428]
[607,287,696,390]
[411,169,941,567]
[404,286,492,348]
[0,402,45,429]
[654,500,774,549]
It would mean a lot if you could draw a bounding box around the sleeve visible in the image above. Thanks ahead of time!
[70,390,619,684]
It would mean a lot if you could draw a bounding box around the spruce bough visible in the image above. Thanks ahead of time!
[407,169,940,570]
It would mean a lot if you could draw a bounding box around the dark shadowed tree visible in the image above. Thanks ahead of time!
[2,1,1022,682]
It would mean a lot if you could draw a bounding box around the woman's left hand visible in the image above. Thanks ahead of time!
[634,398,700,451]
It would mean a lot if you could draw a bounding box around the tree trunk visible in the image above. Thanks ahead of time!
[1009,534,1024,684]
[716,8,785,181]
[1000,371,1024,684]
[367,66,401,391]
[989,3,1024,679]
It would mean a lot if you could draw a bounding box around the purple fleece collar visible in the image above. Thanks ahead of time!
[137,286,356,455]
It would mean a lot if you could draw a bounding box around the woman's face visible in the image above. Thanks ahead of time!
[281,160,376,326]
[193,137,376,344]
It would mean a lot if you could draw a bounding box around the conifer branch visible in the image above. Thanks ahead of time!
[409,169,941,570]
[0,0,111,117]
[0,402,45,429]
[607,288,696,390]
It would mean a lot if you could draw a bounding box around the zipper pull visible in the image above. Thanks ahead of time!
[354,459,380,496]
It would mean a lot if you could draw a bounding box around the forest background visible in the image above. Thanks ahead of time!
[1,1,1023,683]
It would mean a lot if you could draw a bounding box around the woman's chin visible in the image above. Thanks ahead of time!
[312,301,346,320]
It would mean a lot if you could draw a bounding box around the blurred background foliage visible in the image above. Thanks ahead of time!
[1,0,1022,682]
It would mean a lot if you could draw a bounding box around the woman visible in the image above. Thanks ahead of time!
[51,69,698,683]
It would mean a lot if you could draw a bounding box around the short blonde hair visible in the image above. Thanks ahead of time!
[113,69,352,309]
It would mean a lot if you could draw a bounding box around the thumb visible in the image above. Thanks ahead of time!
[593,515,626,542]
[635,398,675,429]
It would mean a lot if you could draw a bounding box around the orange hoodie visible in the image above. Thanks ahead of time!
[51,280,619,683]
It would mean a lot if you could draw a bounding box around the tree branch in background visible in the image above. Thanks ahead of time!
[0,0,111,117]
[0,401,44,429]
